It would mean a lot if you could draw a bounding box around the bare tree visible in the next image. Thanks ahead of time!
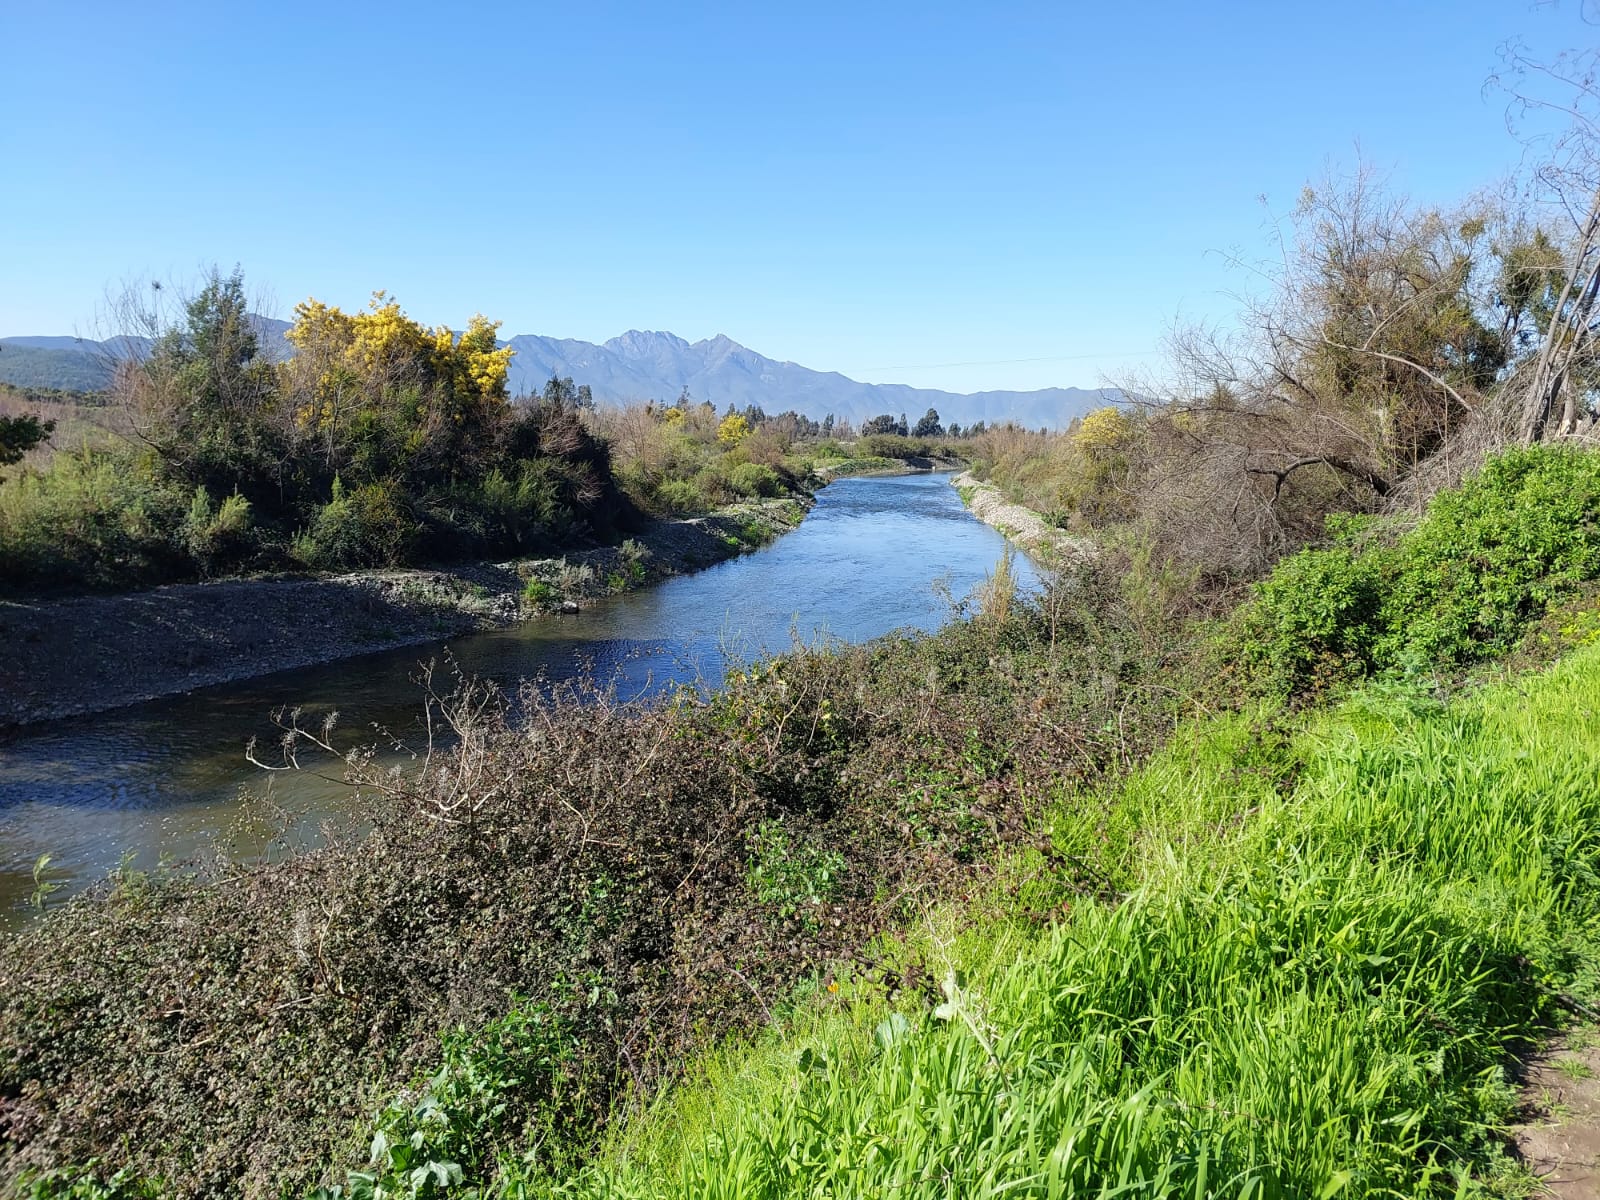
[1494,19,1600,440]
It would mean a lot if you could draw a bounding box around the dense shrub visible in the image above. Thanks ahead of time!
[180,487,255,575]
[293,478,417,570]
[858,433,952,461]
[0,570,1180,1197]
[727,461,782,498]
[0,448,192,588]
[1236,445,1600,695]
[0,276,641,594]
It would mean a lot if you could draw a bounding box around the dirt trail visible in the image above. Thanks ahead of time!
[1516,1036,1600,1198]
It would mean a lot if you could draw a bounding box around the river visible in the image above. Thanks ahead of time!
[0,473,1039,923]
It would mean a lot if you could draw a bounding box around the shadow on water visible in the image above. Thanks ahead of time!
[0,473,1040,923]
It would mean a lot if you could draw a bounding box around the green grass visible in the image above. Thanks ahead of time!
[536,646,1600,1199]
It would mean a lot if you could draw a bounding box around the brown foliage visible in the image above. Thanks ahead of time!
[0,574,1185,1197]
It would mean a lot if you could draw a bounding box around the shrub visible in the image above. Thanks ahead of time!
[0,448,189,591]
[294,479,417,570]
[727,462,781,498]
[1237,445,1600,696]
[652,478,708,516]
[1240,545,1387,694]
[181,486,254,575]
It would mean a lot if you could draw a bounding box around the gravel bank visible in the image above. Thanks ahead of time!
[950,471,1094,564]
[0,497,809,730]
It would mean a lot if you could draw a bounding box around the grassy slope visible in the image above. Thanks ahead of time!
[550,647,1600,1199]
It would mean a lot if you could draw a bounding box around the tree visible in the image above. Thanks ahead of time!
[912,408,944,437]
[129,267,285,502]
[717,412,750,445]
[0,412,52,479]
[1494,31,1600,441]
[281,292,514,488]
[541,376,594,410]
[861,413,900,436]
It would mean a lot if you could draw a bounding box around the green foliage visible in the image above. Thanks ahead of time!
[651,477,710,515]
[313,1000,583,1199]
[858,433,948,461]
[180,486,254,574]
[1238,446,1600,696]
[0,272,637,593]
[555,645,1600,1198]
[19,1164,163,1199]
[0,411,53,474]
[294,478,417,570]
[727,461,782,498]
[746,820,845,930]
[0,446,191,588]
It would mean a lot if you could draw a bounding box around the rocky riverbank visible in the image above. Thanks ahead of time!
[0,497,809,730]
[950,471,1094,564]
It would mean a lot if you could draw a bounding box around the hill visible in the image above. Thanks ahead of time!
[0,323,1116,429]
[503,329,1115,428]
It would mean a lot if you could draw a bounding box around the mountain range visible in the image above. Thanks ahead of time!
[0,323,1117,430]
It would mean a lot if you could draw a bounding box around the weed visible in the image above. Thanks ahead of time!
[746,820,845,931]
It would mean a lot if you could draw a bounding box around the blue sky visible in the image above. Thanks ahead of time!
[0,1,1578,392]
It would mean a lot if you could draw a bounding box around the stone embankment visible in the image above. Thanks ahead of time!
[0,497,809,730]
[950,471,1094,565]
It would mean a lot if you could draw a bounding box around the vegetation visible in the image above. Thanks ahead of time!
[586,399,818,517]
[554,640,1600,1199]
[0,274,632,592]
[0,412,52,480]
[10,440,1600,1196]
[13,26,1600,1200]
[1235,446,1600,696]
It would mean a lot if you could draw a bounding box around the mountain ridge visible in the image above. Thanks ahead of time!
[0,323,1118,430]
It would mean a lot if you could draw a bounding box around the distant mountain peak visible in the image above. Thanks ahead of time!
[603,329,691,358]
[3,322,1119,431]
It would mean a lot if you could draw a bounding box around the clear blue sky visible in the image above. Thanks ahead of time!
[0,1,1576,392]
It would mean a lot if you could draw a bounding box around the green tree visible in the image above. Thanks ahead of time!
[912,408,944,437]
[0,412,53,479]
[134,266,284,504]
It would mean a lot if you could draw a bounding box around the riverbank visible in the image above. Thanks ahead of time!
[0,496,809,730]
[815,454,965,479]
[951,469,1093,562]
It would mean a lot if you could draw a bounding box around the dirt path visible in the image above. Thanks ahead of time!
[0,497,808,731]
[1515,1035,1600,1198]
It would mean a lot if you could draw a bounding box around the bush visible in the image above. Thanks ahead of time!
[294,478,417,570]
[858,434,944,461]
[727,462,781,499]
[1237,445,1600,696]
[652,478,709,516]
[181,486,255,575]
[0,448,189,591]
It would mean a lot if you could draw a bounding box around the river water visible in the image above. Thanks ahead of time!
[0,473,1039,923]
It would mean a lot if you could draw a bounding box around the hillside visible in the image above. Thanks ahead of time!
[0,323,1116,430]
[503,329,1118,428]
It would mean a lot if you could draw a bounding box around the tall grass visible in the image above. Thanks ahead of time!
[543,646,1600,1198]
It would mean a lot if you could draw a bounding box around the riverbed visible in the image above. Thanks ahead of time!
[0,473,1039,922]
